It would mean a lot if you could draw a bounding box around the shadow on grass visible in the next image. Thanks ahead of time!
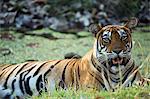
[19,32,59,40]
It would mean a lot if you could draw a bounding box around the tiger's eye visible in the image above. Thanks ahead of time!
[102,31,111,43]
[119,30,127,40]
[122,35,127,40]
[103,37,110,43]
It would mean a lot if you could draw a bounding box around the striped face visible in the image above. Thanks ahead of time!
[92,25,133,71]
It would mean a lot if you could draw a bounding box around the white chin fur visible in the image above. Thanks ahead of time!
[111,65,125,72]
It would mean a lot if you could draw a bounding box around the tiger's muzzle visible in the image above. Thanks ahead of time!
[107,50,129,66]
[111,50,123,65]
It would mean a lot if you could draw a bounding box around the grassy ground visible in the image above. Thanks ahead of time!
[0,27,150,98]
[0,29,92,64]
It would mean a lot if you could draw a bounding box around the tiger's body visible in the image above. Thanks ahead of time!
[0,18,149,99]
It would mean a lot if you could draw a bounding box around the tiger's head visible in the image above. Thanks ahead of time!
[89,18,138,71]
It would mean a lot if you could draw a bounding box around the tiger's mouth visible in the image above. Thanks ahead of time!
[102,57,125,67]
[107,57,125,67]
[112,57,123,65]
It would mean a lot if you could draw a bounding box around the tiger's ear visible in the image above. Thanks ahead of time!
[125,17,138,28]
[89,24,102,37]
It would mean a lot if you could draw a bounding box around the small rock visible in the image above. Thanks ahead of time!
[0,48,12,56]
[0,32,15,41]
[26,43,39,48]
[64,52,81,59]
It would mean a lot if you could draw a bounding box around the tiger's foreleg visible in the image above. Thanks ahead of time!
[134,70,150,86]
[121,69,150,88]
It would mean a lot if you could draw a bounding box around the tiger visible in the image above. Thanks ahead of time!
[0,18,149,99]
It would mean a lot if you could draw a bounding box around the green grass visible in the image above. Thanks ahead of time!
[0,28,150,98]
[30,86,150,99]
[0,29,92,64]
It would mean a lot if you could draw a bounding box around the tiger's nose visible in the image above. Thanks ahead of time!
[113,49,122,54]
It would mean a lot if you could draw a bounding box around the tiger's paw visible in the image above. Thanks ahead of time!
[136,78,150,86]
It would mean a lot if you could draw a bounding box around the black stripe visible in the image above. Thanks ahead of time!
[73,62,79,89]
[75,73,79,90]
[91,54,101,73]
[0,71,5,78]
[19,71,25,94]
[24,76,33,96]
[91,54,111,88]
[103,70,111,87]
[9,64,36,96]
[88,71,105,89]
[97,33,101,40]
[43,60,62,91]
[109,69,118,75]
[22,66,36,80]
[36,75,43,94]
[71,77,74,87]
[61,64,68,83]
[59,60,72,89]
[130,41,132,49]
[44,60,62,78]
[50,65,54,69]
[44,69,51,80]
[96,39,101,52]
[16,96,20,99]
[130,71,137,85]
[62,61,71,82]
[122,63,134,83]
[77,65,80,80]
[33,62,48,77]
[70,62,78,87]
[2,65,12,70]
[15,63,29,76]
[18,65,36,95]
[140,79,144,86]
[110,77,120,83]
[58,80,66,89]
[111,77,120,81]
[4,94,12,99]
[147,80,149,86]
[123,63,134,76]
[12,79,16,92]
[3,65,19,88]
